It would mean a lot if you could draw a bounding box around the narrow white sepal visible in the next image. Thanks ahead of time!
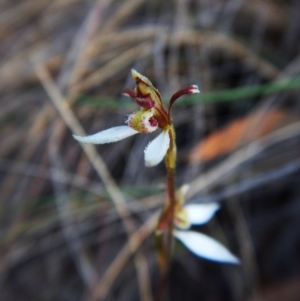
[73,126,138,144]
[185,203,219,225]
[144,131,170,167]
[174,230,240,264]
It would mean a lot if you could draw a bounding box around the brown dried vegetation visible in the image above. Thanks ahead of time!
[1,0,300,301]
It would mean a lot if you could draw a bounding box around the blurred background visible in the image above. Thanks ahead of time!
[1,0,300,300]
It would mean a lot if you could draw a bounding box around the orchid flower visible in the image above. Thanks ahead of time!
[157,185,240,264]
[73,69,199,167]
[73,70,238,270]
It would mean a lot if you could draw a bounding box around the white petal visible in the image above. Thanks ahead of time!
[73,126,138,144]
[185,203,219,225]
[144,131,170,167]
[174,230,240,264]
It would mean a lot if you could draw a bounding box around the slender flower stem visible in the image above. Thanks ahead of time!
[165,125,177,267]
[166,166,175,263]
[72,69,201,299]
[156,126,177,300]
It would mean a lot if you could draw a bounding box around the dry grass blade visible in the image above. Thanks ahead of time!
[49,123,97,287]
[35,64,153,301]
[187,120,300,199]
[72,41,153,94]
[103,0,147,31]
[0,0,49,33]
[90,211,159,301]
[86,26,159,57]
[58,0,114,91]
[0,158,103,195]
[0,132,45,206]
[2,1,300,300]
[170,29,282,80]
